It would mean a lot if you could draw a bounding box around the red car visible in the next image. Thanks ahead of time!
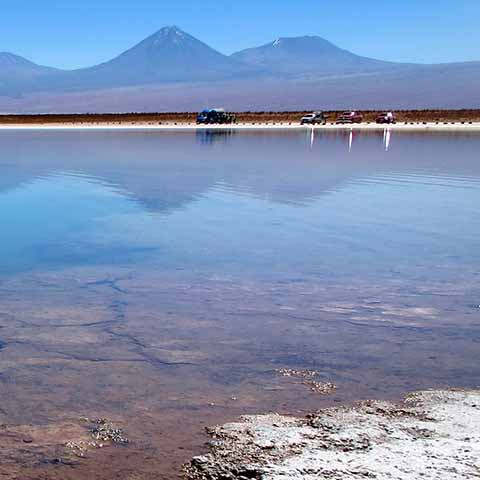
[336,111,363,124]
[376,112,396,124]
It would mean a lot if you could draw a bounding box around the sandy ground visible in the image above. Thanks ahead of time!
[1,122,480,131]
[185,389,480,479]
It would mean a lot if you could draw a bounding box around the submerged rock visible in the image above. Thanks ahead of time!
[275,369,337,396]
[90,418,129,444]
[64,418,129,459]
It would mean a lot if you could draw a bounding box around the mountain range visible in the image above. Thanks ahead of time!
[1,26,479,112]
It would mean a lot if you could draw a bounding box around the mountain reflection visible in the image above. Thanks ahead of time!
[0,130,479,215]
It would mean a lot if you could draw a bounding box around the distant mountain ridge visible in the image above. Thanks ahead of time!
[0,27,260,94]
[1,26,479,111]
[0,52,58,80]
[70,26,257,87]
[231,36,401,76]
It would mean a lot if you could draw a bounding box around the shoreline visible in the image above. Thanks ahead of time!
[185,389,480,480]
[1,122,480,132]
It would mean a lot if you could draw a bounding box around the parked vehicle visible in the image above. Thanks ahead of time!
[196,108,236,124]
[336,111,363,124]
[376,111,397,124]
[300,111,328,125]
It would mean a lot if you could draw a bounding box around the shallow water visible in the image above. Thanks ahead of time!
[0,129,479,478]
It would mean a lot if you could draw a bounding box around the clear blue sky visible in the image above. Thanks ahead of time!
[1,0,479,69]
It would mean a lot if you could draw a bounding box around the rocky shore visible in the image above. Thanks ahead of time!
[185,389,480,480]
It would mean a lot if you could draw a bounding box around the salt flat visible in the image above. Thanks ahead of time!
[186,390,480,480]
[1,122,480,131]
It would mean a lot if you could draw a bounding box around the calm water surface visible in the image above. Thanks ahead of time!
[0,129,479,478]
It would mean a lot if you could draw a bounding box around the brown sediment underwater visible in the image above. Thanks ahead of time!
[1,268,479,479]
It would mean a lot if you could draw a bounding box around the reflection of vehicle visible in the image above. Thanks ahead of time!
[376,111,397,124]
[301,111,328,125]
[196,130,235,144]
[196,108,236,124]
[336,111,363,124]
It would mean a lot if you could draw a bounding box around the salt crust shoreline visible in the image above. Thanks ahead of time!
[185,389,480,480]
[1,122,480,132]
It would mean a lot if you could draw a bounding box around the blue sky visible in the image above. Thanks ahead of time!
[1,0,479,69]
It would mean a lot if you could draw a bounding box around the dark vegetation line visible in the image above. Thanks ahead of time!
[2,109,480,124]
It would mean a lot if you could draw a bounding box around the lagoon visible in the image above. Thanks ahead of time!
[0,129,479,479]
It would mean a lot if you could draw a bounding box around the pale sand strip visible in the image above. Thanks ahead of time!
[1,122,480,132]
